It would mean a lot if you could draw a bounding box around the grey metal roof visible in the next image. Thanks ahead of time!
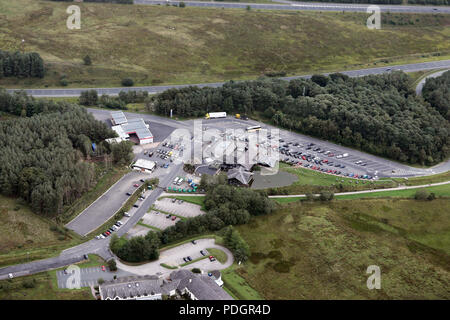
[111,111,127,125]
[122,118,153,140]
[100,275,162,300]
[169,270,233,300]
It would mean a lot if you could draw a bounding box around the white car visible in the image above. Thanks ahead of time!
[95,235,101,240]
[100,234,105,239]
[116,221,123,226]
[124,212,131,217]
[8,273,13,279]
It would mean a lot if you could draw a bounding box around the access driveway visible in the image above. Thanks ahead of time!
[115,238,233,277]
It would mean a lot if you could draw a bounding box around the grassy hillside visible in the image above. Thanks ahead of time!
[235,199,450,299]
[0,0,449,88]
[0,196,83,268]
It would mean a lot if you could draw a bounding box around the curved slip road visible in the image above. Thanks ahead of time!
[415,69,449,96]
[135,0,450,14]
[114,238,234,277]
[6,60,450,97]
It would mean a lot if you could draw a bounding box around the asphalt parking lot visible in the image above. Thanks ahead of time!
[66,171,152,236]
[206,118,431,178]
[154,198,205,218]
[141,210,177,230]
[57,266,134,289]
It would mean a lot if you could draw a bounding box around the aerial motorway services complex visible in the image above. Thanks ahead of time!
[0,0,449,308]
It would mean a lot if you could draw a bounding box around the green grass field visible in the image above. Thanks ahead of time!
[207,248,228,264]
[0,0,449,88]
[273,183,450,203]
[390,171,450,186]
[0,195,84,268]
[276,163,396,194]
[235,198,450,299]
[165,195,207,210]
[0,271,93,300]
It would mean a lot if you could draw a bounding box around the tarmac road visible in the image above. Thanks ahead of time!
[415,69,449,96]
[7,60,450,97]
[135,0,450,14]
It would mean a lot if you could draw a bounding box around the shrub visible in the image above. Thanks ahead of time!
[179,1,186,7]
[121,78,134,87]
[107,259,117,272]
[83,55,92,66]
[319,191,334,201]
[415,189,430,200]
[22,279,37,289]
[98,278,105,285]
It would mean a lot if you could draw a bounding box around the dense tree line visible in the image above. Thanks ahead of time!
[0,90,115,215]
[110,232,160,263]
[153,72,450,165]
[79,90,149,110]
[221,226,250,263]
[422,71,450,121]
[0,50,44,79]
[158,179,275,245]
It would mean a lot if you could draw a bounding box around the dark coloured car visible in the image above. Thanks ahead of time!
[133,204,139,208]
[126,192,132,196]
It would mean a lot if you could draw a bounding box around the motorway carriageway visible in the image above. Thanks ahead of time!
[6,60,450,97]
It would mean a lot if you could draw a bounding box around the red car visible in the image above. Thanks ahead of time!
[171,216,176,221]
[133,184,139,187]
[101,266,106,272]
[209,256,216,262]
[302,156,306,160]
[323,159,328,163]
[105,231,111,236]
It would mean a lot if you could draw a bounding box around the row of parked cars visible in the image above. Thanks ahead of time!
[96,220,123,239]
[297,161,373,179]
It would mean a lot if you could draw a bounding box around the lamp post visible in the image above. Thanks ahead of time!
[20,39,25,54]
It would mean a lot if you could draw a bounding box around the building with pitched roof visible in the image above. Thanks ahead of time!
[99,270,233,301]
[109,111,153,145]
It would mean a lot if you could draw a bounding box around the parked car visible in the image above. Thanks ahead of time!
[200,250,205,256]
[171,216,177,221]
[133,204,139,208]
[187,256,192,261]
[101,266,106,272]
[124,212,131,217]
[172,198,177,203]
[209,256,216,262]
[133,184,139,187]
[166,214,171,219]
[191,240,197,245]
[126,192,132,196]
